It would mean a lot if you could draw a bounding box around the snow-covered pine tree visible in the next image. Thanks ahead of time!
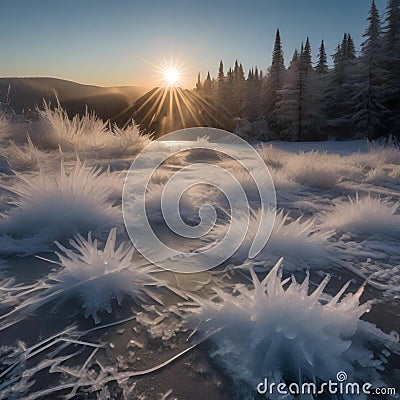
[262,29,286,122]
[314,40,330,134]
[274,50,301,140]
[324,33,359,138]
[275,48,323,141]
[225,67,235,114]
[203,71,213,95]
[300,37,313,73]
[352,0,388,139]
[232,61,246,117]
[344,34,356,61]
[245,67,261,120]
[245,68,254,119]
[382,0,400,135]
[384,0,400,56]
[214,60,234,123]
[252,66,261,119]
[217,60,225,102]
[300,38,323,140]
[316,39,329,74]
[195,73,202,92]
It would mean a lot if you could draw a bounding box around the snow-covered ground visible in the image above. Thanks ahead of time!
[0,109,399,399]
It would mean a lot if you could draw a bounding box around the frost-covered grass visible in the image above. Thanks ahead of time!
[256,144,284,169]
[324,195,400,238]
[30,101,151,157]
[5,136,41,171]
[364,163,400,185]
[283,151,339,189]
[106,123,152,158]
[269,169,298,190]
[350,142,400,175]
[0,112,11,137]
[0,160,119,255]
[33,100,109,150]
[367,140,400,165]
[182,259,391,395]
[209,208,332,270]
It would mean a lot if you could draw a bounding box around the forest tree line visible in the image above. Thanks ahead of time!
[195,0,400,141]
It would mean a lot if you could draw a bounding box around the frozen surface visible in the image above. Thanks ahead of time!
[0,110,399,399]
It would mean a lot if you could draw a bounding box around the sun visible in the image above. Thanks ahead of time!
[163,67,180,87]
[153,56,187,88]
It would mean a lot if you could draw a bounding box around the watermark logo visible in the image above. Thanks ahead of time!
[336,371,348,382]
[122,127,276,273]
[257,371,397,397]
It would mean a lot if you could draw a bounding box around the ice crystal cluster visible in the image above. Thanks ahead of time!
[183,259,393,397]
[49,228,159,322]
[0,161,119,255]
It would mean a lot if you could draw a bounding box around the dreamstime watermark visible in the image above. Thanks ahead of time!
[122,127,276,273]
[256,371,397,397]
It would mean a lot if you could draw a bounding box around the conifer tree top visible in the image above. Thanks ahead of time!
[270,28,285,73]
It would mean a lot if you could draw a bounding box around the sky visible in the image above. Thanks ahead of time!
[0,0,387,89]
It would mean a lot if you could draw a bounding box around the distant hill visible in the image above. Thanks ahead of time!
[0,77,149,122]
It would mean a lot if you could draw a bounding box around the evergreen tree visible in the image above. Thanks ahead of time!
[345,34,356,60]
[253,66,261,118]
[275,49,322,141]
[383,0,400,135]
[203,71,213,95]
[353,0,387,139]
[192,1,398,140]
[232,60,246,117]
[275,50,302,140]
[195,73,202,91]
[362,1,381,56]
[245,67,261,120]
[289,49,299,68]
[316,40,328,74]
[324,34,359,138]
[341,33,349,59]
[262,29,286,121]
[225,67,235,114]
[300,37,312,73]
[271,29,285,72]
[217,60,225,103]
[384,0,400,56]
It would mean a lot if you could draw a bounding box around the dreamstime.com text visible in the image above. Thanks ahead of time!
[257,372,397,397]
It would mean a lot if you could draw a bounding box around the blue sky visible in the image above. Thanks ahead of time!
[0,0,387,88]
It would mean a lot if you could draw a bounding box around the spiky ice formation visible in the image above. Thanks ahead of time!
[182,259,391,396]
[324,195,400,239]
[208,208,332,271]
[0,229,160,327]
[50,228,160,322]
[0,160,119,255]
